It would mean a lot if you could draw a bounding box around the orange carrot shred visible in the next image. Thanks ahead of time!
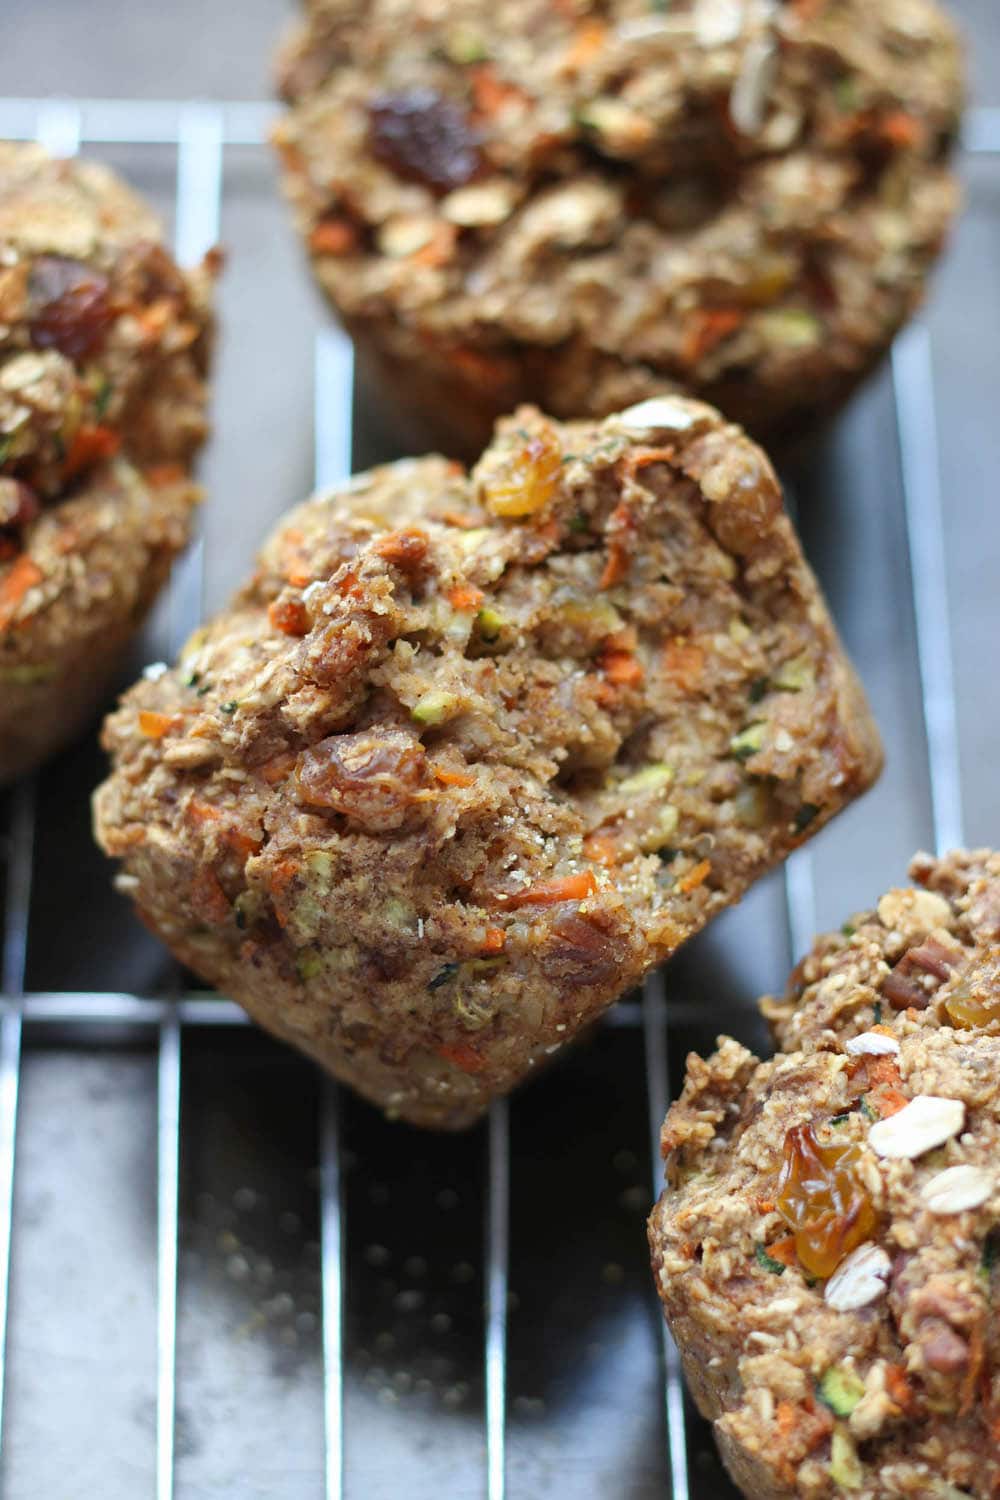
[880,110,923,149]
[190,868,230,925]
[765,1235,799,1269]
[434,766,475,788]
[681,307,746,366]
[662,638,705,691]
[309,217,360,256]
[447,585,485,612]
[0,556,43,628]
[563,18,608,70]
[583,833,620,867]
[599,544,629,590]
[501,871,598,908]
[63,423,121,480]
[481,927,507,955]
[437,1042,487,1074]
[677,859,711,894]
[600,649,643,687]
[138,709,179,740]
[260,752,297,786]
[411,221,457,268]
[269,596,310,636]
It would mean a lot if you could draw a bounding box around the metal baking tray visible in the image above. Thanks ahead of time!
[0,4,998,1494]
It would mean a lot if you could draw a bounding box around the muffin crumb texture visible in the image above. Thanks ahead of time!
[0,143,216,782]
[95,401,879,1126]
[274,0,963,453]
[650,849,1000,1499]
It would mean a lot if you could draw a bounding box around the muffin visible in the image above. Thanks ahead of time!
[0,143,216,783]
[273,0,963,457]
[649,849,1000,1499]
[95,397,880,1127]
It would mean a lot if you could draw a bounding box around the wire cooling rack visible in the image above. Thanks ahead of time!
[0,95,999,1500]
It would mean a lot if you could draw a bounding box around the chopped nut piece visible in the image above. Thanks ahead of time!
[921,1164,993,1215]
[824,1242,891,1311]
[868,1095,964,1160]
[845,1031,900,1057]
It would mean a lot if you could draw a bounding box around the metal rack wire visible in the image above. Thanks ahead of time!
[0,95,997,1500]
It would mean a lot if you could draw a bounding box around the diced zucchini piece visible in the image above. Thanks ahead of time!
[829,1426,864,1490]
[772,654,816,692]
[755,308,823,348]
[618,762,673,797]
[639,805,679,853]
[730,722,766,761]
[818,1365,866,1418]
[412,689,461,725]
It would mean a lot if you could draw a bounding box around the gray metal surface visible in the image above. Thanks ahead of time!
[0,4,998,1496]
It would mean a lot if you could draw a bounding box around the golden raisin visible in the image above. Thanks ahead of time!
[775,1123,876,1279]
[482,424,561,518]
[940,952,1000,1029]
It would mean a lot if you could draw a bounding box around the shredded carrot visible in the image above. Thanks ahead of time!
[434,765,475,788]
[501,871,598,908]
[260,752,297,786]
[374,527,429,568]
[0,556,43,628]
[662,638,705,692]
[599,543,630,590]
[775,1402,799,1442]
[864,1056,903,1092]
[63,423,121,480]
[583,832,620,867]
[884,1363,914,1412]
[191,868,230,925]
[880,110,923,149]
[589,679,616,711]
[411,220,457,268]
[138,709,180,740]
[268,596,310,636]
[437,1041,487,1074]
[445,344,518,393]
[622,446,676,479]
[676,858,711,895]
[875,1087,910,1119]
[143,462,187,488]
[447,584,485,612]
[189,800,261,858]
[871,1023,897,1038]
[188,800,221,824]
[600,649,643,687]
[440,509,481,530]
[469,64,526,118]
[481,927,507,955]
[766,1235,799,1269]
[681,306,746,366]
[268,858,300,927]
[562,18,608,70]
[308,216,360,256]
